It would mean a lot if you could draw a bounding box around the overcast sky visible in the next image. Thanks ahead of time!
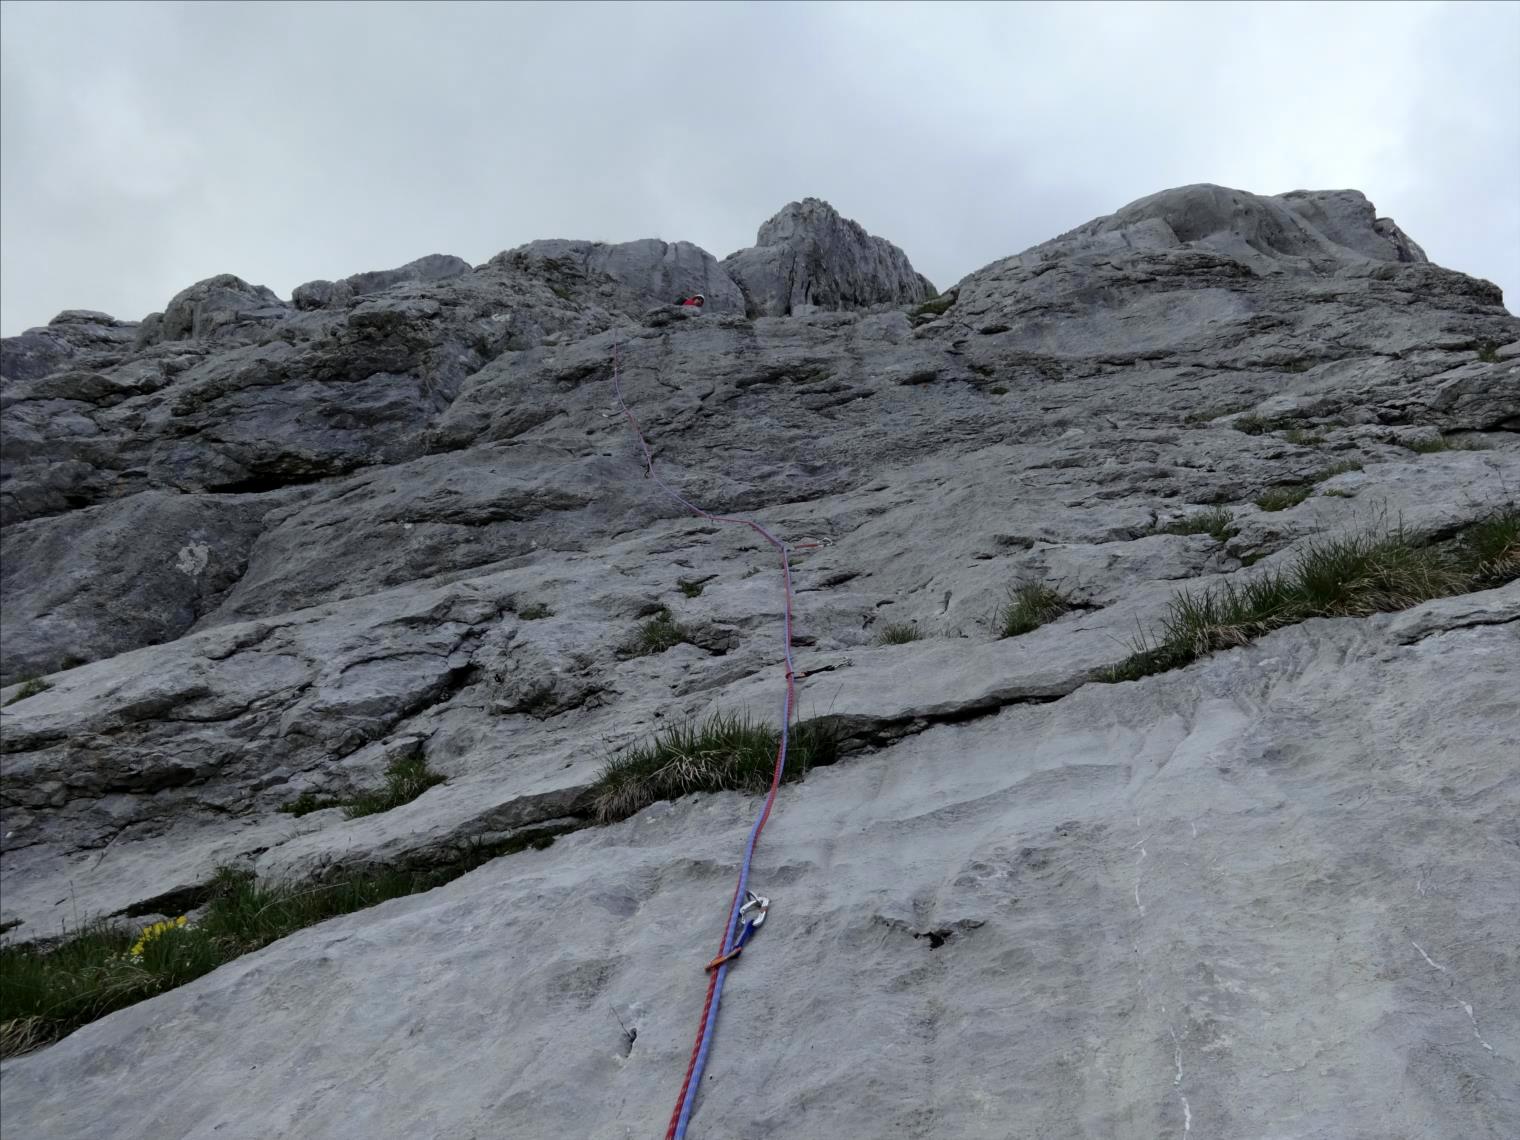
[2,0,1517,335]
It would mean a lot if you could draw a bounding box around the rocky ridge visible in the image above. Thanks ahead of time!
[1,186,1517,1139]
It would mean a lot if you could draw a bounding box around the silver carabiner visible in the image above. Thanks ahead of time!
[739,891,770,930]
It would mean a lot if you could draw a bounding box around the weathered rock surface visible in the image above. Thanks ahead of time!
[722,197,936,316]
[292,253,474,311]
[0,309,140,385]
[0,490,270,681]
[4,590,1516,1138]
[512,238,747,314]
[1,187,1517,1138]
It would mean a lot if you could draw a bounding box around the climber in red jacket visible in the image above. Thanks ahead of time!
[676,293,705,309]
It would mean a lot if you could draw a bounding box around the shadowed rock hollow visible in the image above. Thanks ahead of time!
[1,186,1517,1139]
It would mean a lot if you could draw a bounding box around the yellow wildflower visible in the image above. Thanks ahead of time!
[127,915,189,962]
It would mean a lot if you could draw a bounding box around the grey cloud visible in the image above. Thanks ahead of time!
[2,0,1516,335]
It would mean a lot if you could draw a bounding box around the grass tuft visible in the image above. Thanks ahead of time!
[342,753,446,819]
[996,582,1073,638]
[1463,506,1519,587]
[1232,413,1300,436]
[517,602,553,620]
[1153,507,1238,542]
[1283,427,1326,446]
[1476,341,1501,363]
[3,678,50,707]
[1316,460,1363,480]
[874,622,921,646]
[1184,401,1252,426]
[0,830,561,1059]
[1406,436,1493,454]
[277,752,444,819]
[277,791,345,817]
[623,607,690,657]
[677,580,706,598]
[1102,515,1517,683]
[591,712,837,824]
[913,293,956,318]
[1255,484,1313,512]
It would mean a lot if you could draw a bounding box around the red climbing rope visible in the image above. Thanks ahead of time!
[608,339,803,1139]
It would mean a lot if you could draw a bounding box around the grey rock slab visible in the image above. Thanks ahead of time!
[4,587,1514,1138]
[1232,448,1520,554]
[0,814,304,946]
[251,746,595,884]
[1,490,271,685]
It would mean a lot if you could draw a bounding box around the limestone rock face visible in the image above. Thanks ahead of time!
[1,188,1517,1139]
[0,491,268,681]
[293,252,473,310]
[0,309,139,384]
[511,237,746,313]
[722,197,937,316]
[154,274,290,344]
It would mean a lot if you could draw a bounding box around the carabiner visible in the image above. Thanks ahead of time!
[739,891,770,930]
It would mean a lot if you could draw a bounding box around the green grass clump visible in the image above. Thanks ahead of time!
[1476,342,1501,363]
[342,753,446,819]
[276,753,444,819]
[1183,401,1252,426]
[874,622,921,645]
[1406,436,1492,454]
[517,602,553,620]
[2,678,50,707]
[592,712,837,824]
[1153,507,1238,543]
[913,292,956,318]
[1103,516,1515,683]
[996,582,1073,638]
[988,385,1009,396]
[1463,507,1519,586]
[1256,462,1361,509]
[1283,427,1326,446]
[1232,413,1297,435]
[1315,460,1363,480]
[624,607,690,657]
[678,580,706,598]
[1255,484,1313,512]
[277,791,345,817]
[0,830,560,1059]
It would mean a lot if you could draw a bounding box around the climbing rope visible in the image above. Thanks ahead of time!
[609,339,802,1139]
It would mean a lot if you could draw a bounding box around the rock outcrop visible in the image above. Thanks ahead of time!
[722,197,936,316]
[1,187,1516,1139]
[292,253,474,310]
[510,237,746,314]
[0,309,140,385]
